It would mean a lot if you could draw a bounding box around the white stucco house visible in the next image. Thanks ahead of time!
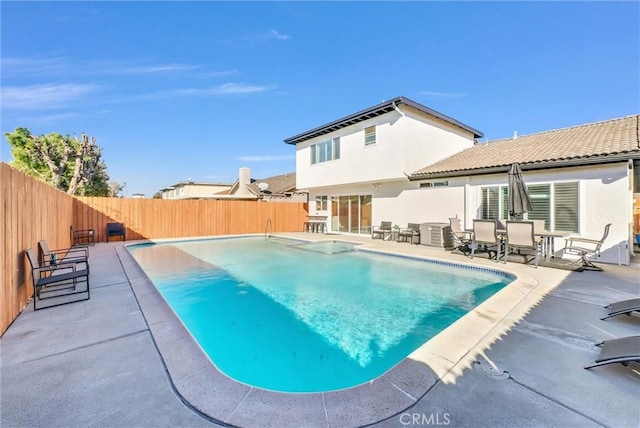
[284,96,640,265]
[285,96,483,234]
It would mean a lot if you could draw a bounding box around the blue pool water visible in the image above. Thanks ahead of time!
[128,237,513,393]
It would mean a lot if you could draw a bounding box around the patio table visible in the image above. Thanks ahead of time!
[536,231,569,261]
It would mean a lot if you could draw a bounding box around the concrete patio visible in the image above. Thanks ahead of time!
[1,234,638,427]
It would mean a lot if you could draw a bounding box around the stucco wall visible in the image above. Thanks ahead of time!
[295,107,475,190]
[462,163,632,265]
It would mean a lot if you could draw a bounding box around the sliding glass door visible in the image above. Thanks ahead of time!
[330,195,372,234]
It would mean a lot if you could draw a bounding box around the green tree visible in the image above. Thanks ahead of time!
[5,127,122,196]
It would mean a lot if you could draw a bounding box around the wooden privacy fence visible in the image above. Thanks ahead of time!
[2,163,76,335]
[1,162,308,336]
[74,197,308,242]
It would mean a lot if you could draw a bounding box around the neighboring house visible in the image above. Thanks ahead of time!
[227,167,307,202]
[284,96,483,233]
[284,96,639,265]
[408,114,640,265]
[160,181,232,199]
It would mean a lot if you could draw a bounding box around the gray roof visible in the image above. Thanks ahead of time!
[227,172,297,196]
[283,96,483,144]
[410,115,640,180]
[247,172,296,195]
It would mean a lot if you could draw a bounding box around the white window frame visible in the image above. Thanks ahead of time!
[420,180,449,188]
[364,126,376,146]
[310,137,341,165]
[480,181,579,232]
[315,195,328,211]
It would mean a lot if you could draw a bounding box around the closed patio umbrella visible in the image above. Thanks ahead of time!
[508,163,532,219]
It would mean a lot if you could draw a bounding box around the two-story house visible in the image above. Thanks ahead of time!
[284,96,482,234]
[286,96,639,265]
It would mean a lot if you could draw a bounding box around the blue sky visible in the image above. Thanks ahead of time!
[2,2,638,197]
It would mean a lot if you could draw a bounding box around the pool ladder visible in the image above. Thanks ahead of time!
[264,218,273,240]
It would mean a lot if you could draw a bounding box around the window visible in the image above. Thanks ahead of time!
[554,182,579,232]
[310,137,340,165]
[480,182,579,232]
[364,126,376,145]
[420,181,449,188]
[315,195,328,211]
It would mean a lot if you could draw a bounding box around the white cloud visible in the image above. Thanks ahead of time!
[1,56,69,76]
[237,154,295,162]
[195,69,238,79]
[267,29,291,41]
[248,29,291,44]
[116,63,201,74]
[2,56,215,78]
[420,91,468,98]
[9,112,81,126]
[173,83,275,96]
[1,83,100,110]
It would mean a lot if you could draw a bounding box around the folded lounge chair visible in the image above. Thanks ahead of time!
[601,298,640,320]
[584,335,640,369]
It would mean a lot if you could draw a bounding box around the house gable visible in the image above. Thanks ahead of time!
[287,96,483,190]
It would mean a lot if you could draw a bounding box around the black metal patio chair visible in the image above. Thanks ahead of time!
[25,247,90,310]
[70,225,95,246]
[106,222,126,242]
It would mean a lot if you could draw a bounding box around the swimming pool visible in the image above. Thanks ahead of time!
[128,237,513,393]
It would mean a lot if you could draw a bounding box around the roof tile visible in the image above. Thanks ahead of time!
[412,115,639,177]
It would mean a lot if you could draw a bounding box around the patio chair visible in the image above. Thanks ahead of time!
[601,298,640,320]
[25,248,90,310]
[449,217,472,255]
[106,222,126,242]
[38,240,89,271]
[397,223,421,245]
[70,225,95,246]
[504,221,542,267]
[563,223,611,271]
[371,221,392,240]
[471,219,504,262]
[584,335,640,369]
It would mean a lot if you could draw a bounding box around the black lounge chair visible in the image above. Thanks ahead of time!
[107,222,126,242]
[584,335,640,369]
[601,298,640,320]
[25,248,90,310]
